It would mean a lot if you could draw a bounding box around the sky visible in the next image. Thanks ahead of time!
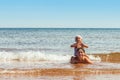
[0,0,120,28]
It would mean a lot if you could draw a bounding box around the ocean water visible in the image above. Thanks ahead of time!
[0,28,120,79]
[0,28,119,62]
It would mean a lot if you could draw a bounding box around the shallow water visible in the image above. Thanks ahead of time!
[0,69,120,80]
[0,53,119,80]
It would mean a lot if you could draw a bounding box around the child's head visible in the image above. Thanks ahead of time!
[75,35,82,43]
[77,48,85,54]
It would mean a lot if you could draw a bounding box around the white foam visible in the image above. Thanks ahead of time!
[0,51,101,63]
[0,51,71,62]
[88,55,101,62]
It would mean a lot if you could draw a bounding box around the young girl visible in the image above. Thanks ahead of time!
[70,35,88,56]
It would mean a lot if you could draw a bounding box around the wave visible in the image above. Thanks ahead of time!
[92,52,120,63]
[0,51,70,62]
[0,51,101,62]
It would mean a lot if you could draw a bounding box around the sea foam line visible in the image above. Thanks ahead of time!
[0,51,70,62]
[0,51,101,62]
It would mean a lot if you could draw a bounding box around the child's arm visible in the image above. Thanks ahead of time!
[82,43,88,48]
[70,43,77,47]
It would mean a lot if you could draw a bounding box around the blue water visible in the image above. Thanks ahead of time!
[0,28,120,55]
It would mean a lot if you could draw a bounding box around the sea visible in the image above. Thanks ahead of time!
[0,28,120,80]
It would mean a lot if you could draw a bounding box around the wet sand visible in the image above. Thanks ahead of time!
[0,74,119,80]
[0,68,120,80]
[0,63,120,80]
[0,67,120,75]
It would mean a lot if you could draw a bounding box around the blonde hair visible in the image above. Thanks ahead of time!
[76,35,82,39]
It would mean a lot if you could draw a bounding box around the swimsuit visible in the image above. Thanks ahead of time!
[74,48,77,56]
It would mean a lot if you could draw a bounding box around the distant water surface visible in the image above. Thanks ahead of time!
[0,28,119,54]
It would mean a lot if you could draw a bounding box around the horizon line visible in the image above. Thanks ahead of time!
[0,27,120,29]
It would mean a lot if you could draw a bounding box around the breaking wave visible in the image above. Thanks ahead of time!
[0,51,102,62]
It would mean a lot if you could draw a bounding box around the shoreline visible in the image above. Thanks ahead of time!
[0,67,120,75]
[0,68,120,80]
